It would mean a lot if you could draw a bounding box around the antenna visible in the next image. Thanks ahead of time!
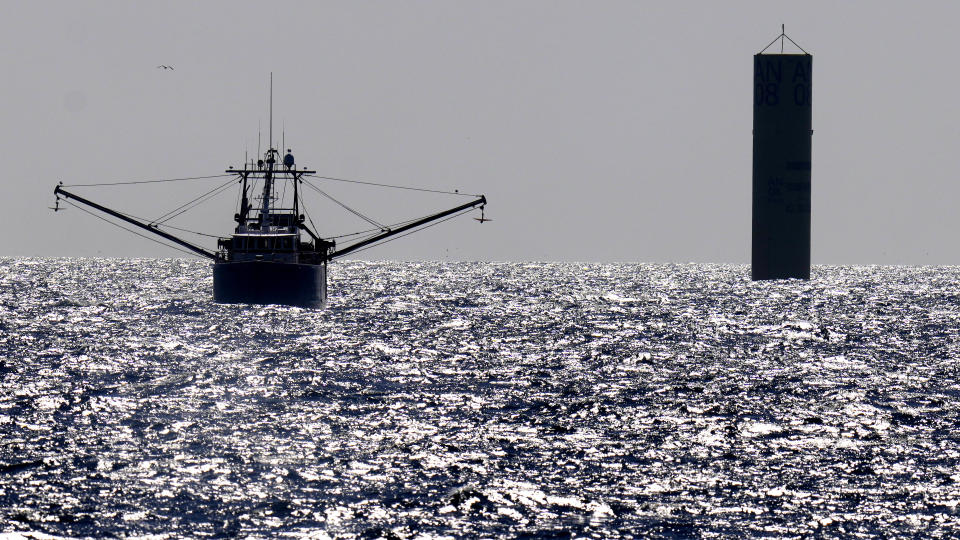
[758,25,809,55]
[269,73,273,151]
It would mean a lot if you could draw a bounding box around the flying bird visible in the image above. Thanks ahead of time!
[157,65,174,70]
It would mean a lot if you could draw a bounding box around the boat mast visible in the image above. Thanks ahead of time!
[269,73,273,160]
[237,172,250,231]
[260,153,274,227]
[260,74,274,228]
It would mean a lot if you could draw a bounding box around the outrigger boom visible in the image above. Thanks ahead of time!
[53,182,486,263]
[329,195,486,259]
[53,184,219,260]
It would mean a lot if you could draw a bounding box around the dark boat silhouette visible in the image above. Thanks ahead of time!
[53,80,486,308]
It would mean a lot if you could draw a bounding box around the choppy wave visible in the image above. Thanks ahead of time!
[2,258,960,538]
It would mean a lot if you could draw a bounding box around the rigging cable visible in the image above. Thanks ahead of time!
[69,196,230,241]
[758,25,809,55]
[60,199,200,259]
[296,178,372,240]
[327,213,438,241]
[57,196,224,251]
[304,174,480,197]
[300,178,387,230]
[296,183,323,242]
[338,207,476,258]
[248,177,261,212]
[109,206,225,239]
[234,175,243,217]
[150,177,238,225]
[151,221,224,239]
[156,179,238,225]
[60,174,234,188]
[320,206,475,241]
[326,225,387,240]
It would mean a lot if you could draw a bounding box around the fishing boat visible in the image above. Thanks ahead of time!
[52,84,487,308]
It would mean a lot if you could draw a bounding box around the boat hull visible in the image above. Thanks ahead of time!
[213,260,327,308]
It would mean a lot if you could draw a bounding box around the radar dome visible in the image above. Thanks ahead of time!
[283,150,295,169]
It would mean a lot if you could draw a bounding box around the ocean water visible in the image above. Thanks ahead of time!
[2,258,960,538]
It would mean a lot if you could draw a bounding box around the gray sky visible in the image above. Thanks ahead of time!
[3,1,959,264]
